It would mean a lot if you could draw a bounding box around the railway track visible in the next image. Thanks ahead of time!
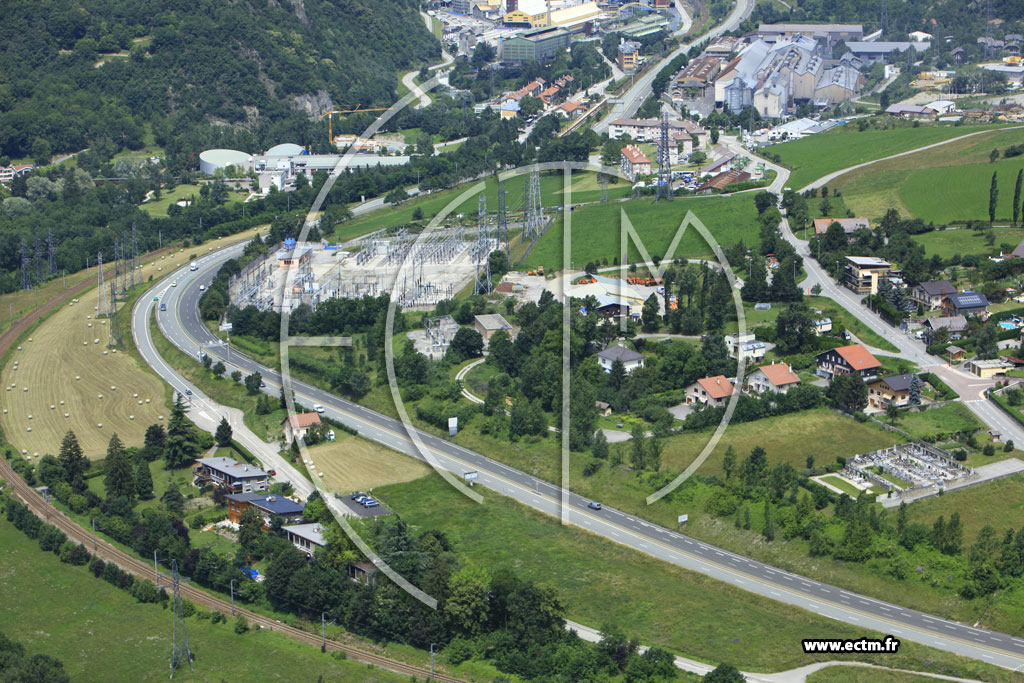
[0,456,466,683]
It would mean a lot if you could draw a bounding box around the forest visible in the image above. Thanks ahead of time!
[0,0,438,164]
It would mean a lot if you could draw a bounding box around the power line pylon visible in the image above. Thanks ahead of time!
[130,223,138,290]
[20,241,31,290]
[47,228,57,275]
[656,112,673,201]
[497,179,509,259]
[109,281,123,348]
[599,173,610,203]
[169,559,193,678]
[97,252,107,317]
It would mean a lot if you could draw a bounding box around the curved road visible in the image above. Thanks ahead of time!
[132,242,1024,672]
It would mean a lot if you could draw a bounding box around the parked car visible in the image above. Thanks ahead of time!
[267,469,276,476]
[364,501,380,509]
[350,492,367,500]
[587,501,602,510]
[360,497,377,507]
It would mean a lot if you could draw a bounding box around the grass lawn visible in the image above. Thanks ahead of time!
[335,171,631,243]
[912,226,1024,259]
[831,127,1024,224]
[372,475,1013,679]
[523,194,762,272]
[307,432,430,494]
[905,474,1024,551]
[140,184,200,217]
[806,666,940,682]
[0,520,410,683]
[769,122,1014,190]
[896,403,983,441]
[805,296,900,353]
[819,474,870,498]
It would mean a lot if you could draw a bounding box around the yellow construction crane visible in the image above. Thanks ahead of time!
[321,106,389,145]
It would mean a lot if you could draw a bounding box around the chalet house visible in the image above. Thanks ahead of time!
[941,292,989,318]
[867,373,915,408]
[595,400,613,417]
[685,375,736,406]
[946,345,966,362]
[815,344,882,379]
[193,457,268,494]
[745,362,801,395]
[282,412,321,443]
[597,345,645,373]
[812,217,870,237]
[922,315,967,344]
[910,280,956,311]
[226,493,305,528]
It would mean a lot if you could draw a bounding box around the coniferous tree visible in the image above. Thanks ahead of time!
[165,395,200,469]
[908,373,922,406]
[990,171,999,225]
[58,430,89,492]
[215,417,233,448]
[1013,169,1023,227]
[103,433,135,500]
[162,482,185,518]
[135,457,154,499]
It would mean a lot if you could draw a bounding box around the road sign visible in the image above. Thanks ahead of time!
[677,514,688,524]
[463,471,478,482]
[448,417,458,437]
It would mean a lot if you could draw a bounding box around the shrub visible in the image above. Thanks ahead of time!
[90,557,106,577]
[211,611,227,624]
[234,615,250,634]
[131,579,163,604]
[983,444,996,457]
[953,449,968,462]
[582,457,603,477]
[1005,440,1015,452]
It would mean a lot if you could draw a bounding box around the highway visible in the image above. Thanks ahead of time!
[593,0,756,133]
[131,241,1024,671]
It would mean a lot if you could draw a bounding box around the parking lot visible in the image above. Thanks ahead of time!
[335,493,393,518]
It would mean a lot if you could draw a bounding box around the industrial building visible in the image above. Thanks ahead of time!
[198,149,253,176]
[757,23,864,47]
[500,26,571,61]
[503,0,603,31]
[843,41,930,64]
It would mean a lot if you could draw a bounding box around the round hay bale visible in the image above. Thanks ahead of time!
[88,323,92,327]
[16,346,21,350]
[22,387,27,392]
[83,342,88,346]
[28,338,32,342]
[64,413,69,418]
[97,423,102,428]
[158,415,164,420]
[75,376,80,381]
[138,400,143,405]
[21,449,26,455]
[26,427,31,432]
[27,415,32,419]
[318,472,324,478]
[2,409,6,414]
[59,400,64,405]
[101,320,106,325]
[111,349,116,353]
[145,399,151,404]
[129,415,135,420]
[49,405,54,410]
[110,386,116,391]
[97,394,103,399]
[93,339,99,344]
[102,351,108,356]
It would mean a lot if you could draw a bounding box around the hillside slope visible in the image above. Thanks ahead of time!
[0,0,439,161]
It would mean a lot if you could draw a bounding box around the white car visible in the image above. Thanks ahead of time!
[171,282,177,287]
[199,285,205,291]
[313,404,325,414]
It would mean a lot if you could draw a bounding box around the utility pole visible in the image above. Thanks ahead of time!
[430,643,437,678]
[230,579,236,616]
[154,550,159,584]
[169,559,194,678]
[91,517,97,552]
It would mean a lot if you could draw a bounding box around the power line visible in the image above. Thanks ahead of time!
[169,559,194,677]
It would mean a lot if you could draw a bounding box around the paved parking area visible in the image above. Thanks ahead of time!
[335,495,393,518]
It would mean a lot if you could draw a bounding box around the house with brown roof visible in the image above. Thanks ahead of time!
[696,169,750,193]
[813,217,870,236]
[557,101,585,120]
[815,344,882,379]
[745,362,801,394]
[620,144,651,181]
[685,375,737,406]
[867,373,915,408]
[910,280,956,311]
[282,412,322,443]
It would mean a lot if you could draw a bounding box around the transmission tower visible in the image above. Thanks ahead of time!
[97,252,107,317]
[655,112,673,201]
[20,241,31,290]
[523,170,543,240]
[476,194,490,294]
[47,229,57,275]
[879,0,888,36]
[497,179,509,259]
[599,173,610,203]
[33,236,44,283]
[130,223,138,289]
[109,281,122,348]
[168,560,193,677]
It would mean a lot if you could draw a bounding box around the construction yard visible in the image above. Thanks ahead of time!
[306,432,430,494]
[0,227,266,459]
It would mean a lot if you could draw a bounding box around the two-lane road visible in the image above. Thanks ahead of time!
[130,242,1024,671]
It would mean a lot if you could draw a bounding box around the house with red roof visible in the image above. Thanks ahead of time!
[685,375,737,406]
[745,362,801,394]
[281,412,322,443]
[814,344,881,379]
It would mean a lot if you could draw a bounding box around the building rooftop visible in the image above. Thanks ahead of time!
[283,523,326,547]
[925,315,968,330]
[196,457,267,480]
[876,373,915,392]
[846,256,890,268]
[282,412,321,429]
[696,375,736,399]
[474,314,513,330]
[946,292,990,309]
[621,145,650,164]
[822,344,882,370]
[813,217,870,234]
[916,280,956,297]
[597,345,644,363]
[227,493,305,516]
[755,362,801,387]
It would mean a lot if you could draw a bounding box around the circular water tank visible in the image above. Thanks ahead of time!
[199,149,253,175]
[265,142,306,157]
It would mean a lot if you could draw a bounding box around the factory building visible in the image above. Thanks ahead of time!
[198,149,253,176]
[500,26,572,62]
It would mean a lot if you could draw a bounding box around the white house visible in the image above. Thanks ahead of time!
[685,375,736,406]
[745,362,801,395]
[724,332,766,362]
[283,523,326,558]
[596,345,645,374]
